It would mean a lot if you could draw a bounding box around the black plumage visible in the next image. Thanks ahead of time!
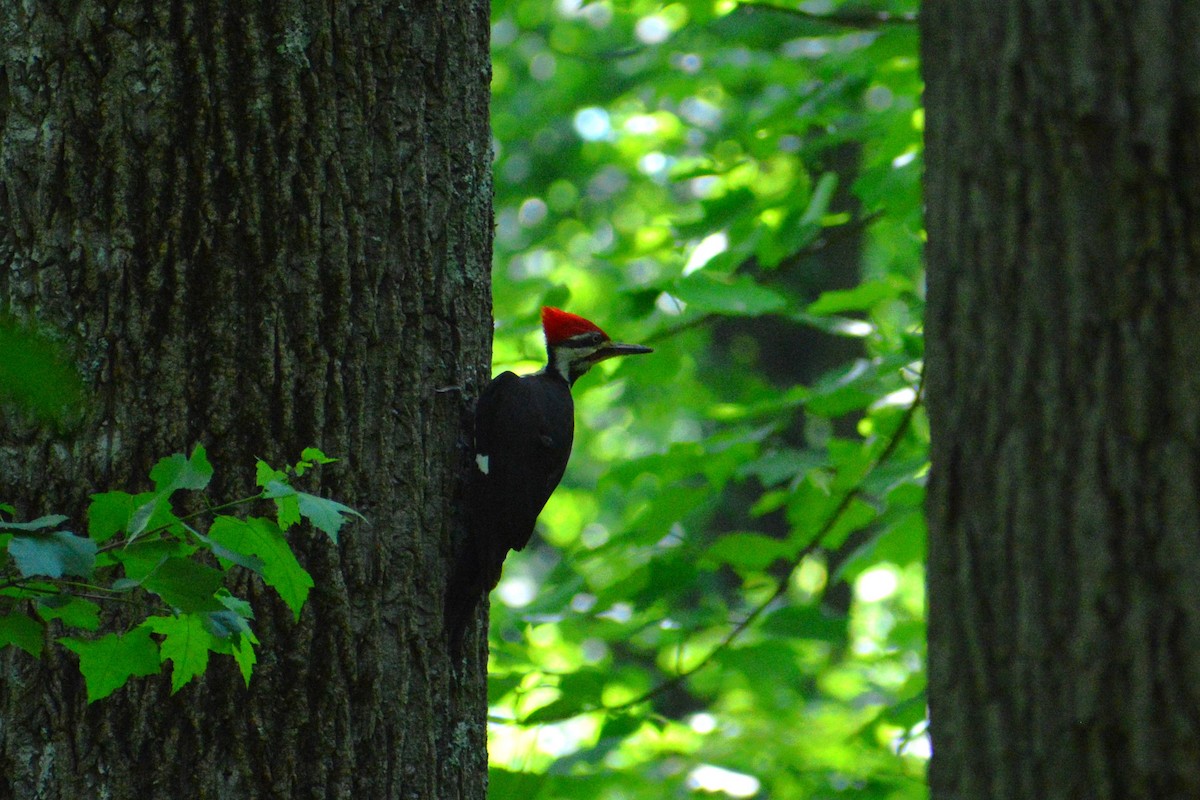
[444,370,573,648]
[444,307,651,651]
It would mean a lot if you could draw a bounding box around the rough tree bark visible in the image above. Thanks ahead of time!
[923,2,1200,798]
[0,1,493,797]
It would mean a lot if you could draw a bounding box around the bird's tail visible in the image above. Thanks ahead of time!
[444,554,484,654]
[444,536,505,655]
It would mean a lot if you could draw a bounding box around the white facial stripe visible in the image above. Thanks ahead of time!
[475,453,490,474]
[551,342,605,381]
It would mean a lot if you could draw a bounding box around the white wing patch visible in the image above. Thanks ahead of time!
[475,453,490,475]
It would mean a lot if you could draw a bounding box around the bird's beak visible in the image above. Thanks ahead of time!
[590,341,654,363]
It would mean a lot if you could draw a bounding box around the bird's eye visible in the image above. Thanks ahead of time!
[571,332,606,347]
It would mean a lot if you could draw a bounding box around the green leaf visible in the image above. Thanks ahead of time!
[488,672,524,705]
[263,480,301,529]
[293,447,337,476]
[111,539,194,582]
[882,695,928,730]
[60,628,161,702]
[142,557,226,613]
[87,491,136,543]
[296,492,363,543]
[749,488,789,518]
[230,629,257,686]
[262,480,294,500]
[676,187,757,235]
[808,280,900,316]
[36,595,102,631]
[300,447,336,465]
[149,445,213,493]
[598,713,643,741]
[126,497,159,540]
[191,529,266,574]
[886,480,926,509]
[0,514,68,532]
[8,531,97,578]
[487,768,548,799]
[0,612,44,656]
[203,609,251,640]
[205,594,259,685]
[673,272,786,316]
[799,172,839,228]
[255,460,287,489]
[709,3,860,46]
[124,492,183,542]
[202,591,255,640]
[208,516,313,619]
[703,533,792,572]
[521,669,607,723]
[714,641,805,703]
[784,480,843,548]
[806,361,881,418]
[760,605,848,643]
[736,448,827,487]
[217,591,254,620]
[90,488,183,544]
[835,509,927,582]
[521,695,590,724]
[820,497,878,549]
[276,496,301,530]
[264,480,363,540]
[145,614,212,693]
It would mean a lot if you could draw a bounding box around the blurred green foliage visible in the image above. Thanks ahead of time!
[486,0,926,797]
[0,318,85,425]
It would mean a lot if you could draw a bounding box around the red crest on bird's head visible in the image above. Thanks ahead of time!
[541,307,609,345]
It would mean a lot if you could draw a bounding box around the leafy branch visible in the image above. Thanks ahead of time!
[0,445,362,702]
[640,209,890,348]
[510,367,925,725]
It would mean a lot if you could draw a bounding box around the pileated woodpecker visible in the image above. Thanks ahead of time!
[445,306,652,647]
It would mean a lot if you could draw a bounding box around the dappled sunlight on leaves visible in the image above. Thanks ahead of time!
[488,0,925,795]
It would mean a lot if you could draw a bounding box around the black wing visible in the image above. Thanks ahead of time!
[474,371,574,555]
[445,371,574,649]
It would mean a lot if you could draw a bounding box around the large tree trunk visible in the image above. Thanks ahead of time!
[0,2,493,797]
[923,3,1200,798]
